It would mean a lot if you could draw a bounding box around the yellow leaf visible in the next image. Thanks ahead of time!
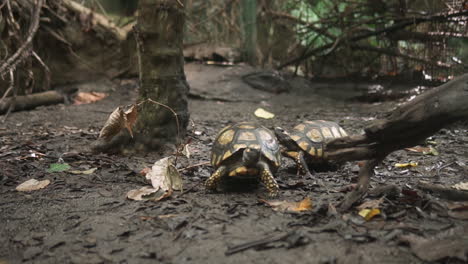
[358,208,381,221]
[294,197,313,212]
[395,162,418,168]
[254,108,275,119]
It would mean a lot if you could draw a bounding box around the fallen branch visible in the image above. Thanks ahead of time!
[324,73,468,210]
[0,90,67,115]
[61,0,132,41]
[418,181,468,201]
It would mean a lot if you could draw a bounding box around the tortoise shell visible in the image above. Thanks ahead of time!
[211,122,281,169]
[289,120,348,159]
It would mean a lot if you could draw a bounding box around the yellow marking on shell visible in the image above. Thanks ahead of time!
[217,129,235,145]
[294,124,306,132]
[316,148,323,157]
[211,153,217,165]
[304,121,318,125]
[291,135,301,141]
[236,166,248,174]
[238,131,256,141]
[339,127,348,136]
[238,124,255,129]
[308,147,316,156]
[298,141,309,151]
[248,168,259,175]
[331,126,341,138]
[228,170,236,176]
[258,130,273,141]
[306,129,323,142]
[249,144,261,149]
[321,127,333,139]
[286,151,299,159]
[233,143,248,150]
[222,150,232,161]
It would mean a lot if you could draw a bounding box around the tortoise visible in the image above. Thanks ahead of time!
[274,120,348,175]
[206,122,282,197]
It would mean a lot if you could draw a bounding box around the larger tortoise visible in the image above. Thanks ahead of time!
[274,120,348,175]
[206,122,282,197]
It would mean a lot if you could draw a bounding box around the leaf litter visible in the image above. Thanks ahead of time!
[16,179,51,192]
[127,157,183,201]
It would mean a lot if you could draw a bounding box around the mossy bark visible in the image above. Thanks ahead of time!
[134,0,190,150]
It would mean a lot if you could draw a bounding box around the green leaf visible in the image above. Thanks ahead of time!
[47,163,71,173]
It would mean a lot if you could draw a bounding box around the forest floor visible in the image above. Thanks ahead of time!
[1,63,467,264]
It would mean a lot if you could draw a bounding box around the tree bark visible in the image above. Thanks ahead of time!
[134,0,190,150]
[241,0,257,65]
[324,73,468,210]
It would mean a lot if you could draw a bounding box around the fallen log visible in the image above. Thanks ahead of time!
[0,90,67,115]
[324,73,468,210]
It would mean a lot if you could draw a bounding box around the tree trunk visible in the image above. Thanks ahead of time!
[241,0,257,65]
[134,0,190,150]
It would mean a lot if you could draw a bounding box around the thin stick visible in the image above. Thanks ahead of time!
[177,161,210,172]
[146,98,181,145]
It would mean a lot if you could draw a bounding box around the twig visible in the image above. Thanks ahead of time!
[145,98,181,145]
[278,9,468,69]
[177,161,210,172]
[225,232,289,256]
[0,0,43,75]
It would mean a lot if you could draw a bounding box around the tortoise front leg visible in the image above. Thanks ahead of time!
[258,161,279,197]
[205,165,227,192]
[296,151,311,176]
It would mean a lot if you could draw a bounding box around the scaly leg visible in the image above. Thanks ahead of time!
[296,151,312,176]
[258,161,279,197]
[205,166,227,192]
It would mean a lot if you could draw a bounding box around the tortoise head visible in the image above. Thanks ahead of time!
[242,147,261,166]
[274,127,297,149]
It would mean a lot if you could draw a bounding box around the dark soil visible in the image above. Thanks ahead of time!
[1,63,467,264]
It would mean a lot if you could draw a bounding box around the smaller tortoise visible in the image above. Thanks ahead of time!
[274,120,348,175]
[206,122,282,197]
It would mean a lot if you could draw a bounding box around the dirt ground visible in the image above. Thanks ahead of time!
[1,63,467,264]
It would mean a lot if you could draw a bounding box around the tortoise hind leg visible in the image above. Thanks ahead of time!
[258,161,279,197]
[206,166,227,192]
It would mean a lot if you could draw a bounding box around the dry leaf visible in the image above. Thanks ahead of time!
[127,186,159,201]
[139,167,151,176]
[98,106,125,141]
[16,179,50,192]
[254,108,275,119]
[73,92,107,105]
[124,104,138,138]
[395,162,418,168]
[68,168,97,175]
[452,182,468,191]
[146,157,183,191]
[446,201,468,220]
[182,144,191,159]
[358,208,381,221]
[356,197,384,210]
[261,197,312,212]
[405,146,430,153]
